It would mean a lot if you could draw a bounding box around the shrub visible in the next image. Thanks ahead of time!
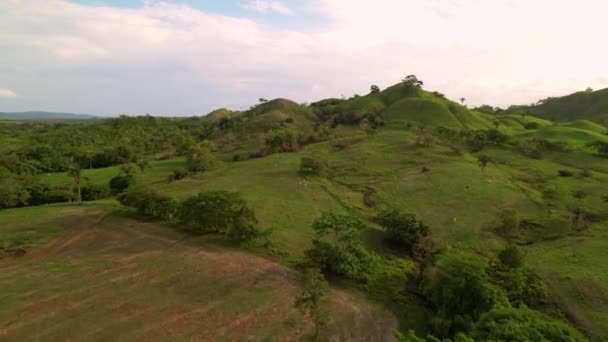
[0,182,30,209]
[172,169,189,180]
[109,175,134,194]
[497,208,520,237]
[177,191,258,241]
[81,183,110,201]
[421,256,497,337]
[186,141,217,173]
[26,182,71,206]
[118,185,179,221]
[299,155,328,177]
[498,244,524,269]
[472,307,585,341]
[524,122,540,130]
[378,209,429,253]
[558,169,573,177]
[581,169,593,177]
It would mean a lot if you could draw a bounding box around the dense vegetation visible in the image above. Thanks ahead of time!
[1,80,608,340]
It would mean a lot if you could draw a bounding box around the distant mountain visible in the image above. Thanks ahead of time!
[0,111,96,120]
[505,88,608,124]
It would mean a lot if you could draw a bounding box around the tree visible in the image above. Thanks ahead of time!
[299,154,328,177]
[477,155,491,172]
[421,256,497,337]
[177,191,258,241]
[186,141,217,173]
[586,141,608,157]
[135,158,149,174]
[460,97,466,105]
[295,268,330,339]
[305,212,377,283]
[109,164,137,194]
[378,209,429,253]
[259,98,268,103]
[67,158,82,203]
[492,119,500,129]
[370,85,381,94]
[402,75,423,88]
[498,244,524,268]
[497,208,520,237]
[473,307,586,341]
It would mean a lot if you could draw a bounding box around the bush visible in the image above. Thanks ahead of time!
[186,142,217,173]
[378,209,429,253]
[299,155,328,177]
[118,185,179,221]
[172,169,188,180]
[0,182,30,209]
[524,122,540,130]
[498,244,524,269]
[81,183,110,201]
[177,191,258,241]
[472,307,585,341]
[558,169,573,177]
[420,256,497,337]
[109,175,134,194]
[26,182,71,206]
[497,208,520,237]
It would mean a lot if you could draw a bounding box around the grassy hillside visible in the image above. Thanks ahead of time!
[2,81,608,340]
[0,203,396,340]
[506,88,608,124]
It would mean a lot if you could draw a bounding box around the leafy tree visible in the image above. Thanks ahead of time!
[496,208,520,237]
[472,307,585,341]
[402,75,424,88]
[586,141,608,157]
[498,244,524,269]
[109,164,137,194]
[118,184,179,221]
[477,155,491,172]
[370,85,381,94]
[305,212,378,283]
[421,256,497,337]
[295,268,330,339]
[264,129,299,153]
[460,97,466,105]
[186,141,217,173]
[0,182,30,209]
[299,154,328,177]
[177,191,258,241]
[378,209,429,253]
[67,158,83,203]
[135,158,149,174]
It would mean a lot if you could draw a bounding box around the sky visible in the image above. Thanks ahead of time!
[1,0,608,116]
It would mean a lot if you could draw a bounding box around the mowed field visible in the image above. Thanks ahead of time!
[0,204,397,341]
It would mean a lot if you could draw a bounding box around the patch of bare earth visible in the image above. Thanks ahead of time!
[0,209,398,341]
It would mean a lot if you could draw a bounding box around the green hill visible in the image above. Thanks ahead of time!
[507,88,608,124]
[2,81,608,340]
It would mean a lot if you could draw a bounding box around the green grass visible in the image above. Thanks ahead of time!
[0,205,397,340]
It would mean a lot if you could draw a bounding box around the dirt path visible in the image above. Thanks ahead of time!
[0,209,398,341]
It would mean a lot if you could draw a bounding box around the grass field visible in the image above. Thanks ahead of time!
[6,120,608,339]
[0,204,397,341]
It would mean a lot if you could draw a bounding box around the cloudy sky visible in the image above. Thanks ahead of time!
[1,0,607,116]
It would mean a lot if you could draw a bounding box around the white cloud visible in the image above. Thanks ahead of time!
[0,0,607,115]
[0,89,17,98]
[240,0,293,15]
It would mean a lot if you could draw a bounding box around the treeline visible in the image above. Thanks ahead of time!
[0,116,191,175]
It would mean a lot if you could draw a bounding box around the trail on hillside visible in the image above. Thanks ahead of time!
[0,209,398,341]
